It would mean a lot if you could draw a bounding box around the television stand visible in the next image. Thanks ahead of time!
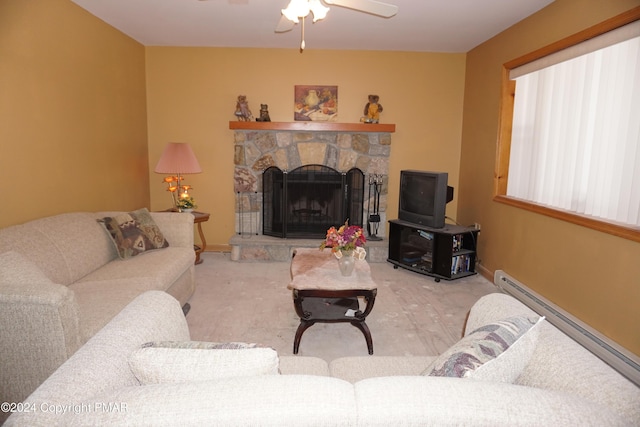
[387,219,478,281]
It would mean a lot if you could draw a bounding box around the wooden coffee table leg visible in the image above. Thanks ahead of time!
[293,319,315,354]
[351,320,374,354]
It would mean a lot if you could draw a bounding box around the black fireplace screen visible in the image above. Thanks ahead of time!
[263,165,364,238]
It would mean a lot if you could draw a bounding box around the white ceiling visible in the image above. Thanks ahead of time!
[71,0,554,52]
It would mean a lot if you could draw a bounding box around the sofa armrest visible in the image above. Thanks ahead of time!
[465,292,536,335]
[465,293,640,423]
[355,376,628,426]
[0,251,82,413]
[150,212,194,249]
[6,291,190,427]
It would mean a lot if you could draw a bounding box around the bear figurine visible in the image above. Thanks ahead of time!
[361,95,383,124]
[256,104,271,122]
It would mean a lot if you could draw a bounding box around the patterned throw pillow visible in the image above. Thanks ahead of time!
[129,341,280,385]
[421,316,544,383]
[98,208,169,259]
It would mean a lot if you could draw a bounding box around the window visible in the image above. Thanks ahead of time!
[495,10,640,243]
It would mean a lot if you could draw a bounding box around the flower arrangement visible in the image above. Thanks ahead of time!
[320,220,367,259]
[176,196,197,211]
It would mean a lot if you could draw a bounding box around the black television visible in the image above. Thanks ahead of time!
[398,170,454,228]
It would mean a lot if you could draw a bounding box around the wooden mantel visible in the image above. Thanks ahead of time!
[229,121,395,133]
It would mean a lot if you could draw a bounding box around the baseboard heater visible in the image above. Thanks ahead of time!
[494,270,640,387]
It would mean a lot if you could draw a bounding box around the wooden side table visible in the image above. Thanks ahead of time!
[191,211,210,265]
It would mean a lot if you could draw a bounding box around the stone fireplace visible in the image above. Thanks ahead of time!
[230,122,394,261]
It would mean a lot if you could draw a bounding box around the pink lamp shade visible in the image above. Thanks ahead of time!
[154,142,202,175]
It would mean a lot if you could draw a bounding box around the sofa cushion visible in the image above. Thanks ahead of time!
[76,246,193,287]
[354,376,626,426]
[70,278,164,343]
[98,208,169,259]
[129,341,279,385]
[422,316,544,383]
[0,213,116,285]
[61,376,357,426]
[279,356,331,376]
[69,246,194,342]
[330,356,436,383]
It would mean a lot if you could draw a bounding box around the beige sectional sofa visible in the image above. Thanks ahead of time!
[0,211,196,416]
[6,291,639,426]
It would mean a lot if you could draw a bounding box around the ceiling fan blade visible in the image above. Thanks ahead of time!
[275,14,296,33]
[324,0,398,18]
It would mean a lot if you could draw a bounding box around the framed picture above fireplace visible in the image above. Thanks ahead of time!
[294,85,338,122]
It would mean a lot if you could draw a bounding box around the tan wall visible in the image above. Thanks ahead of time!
[0,0,149,229]
[458,0,640,355]
[145,48,466,249]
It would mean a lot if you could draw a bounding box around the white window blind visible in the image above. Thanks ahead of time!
[507,21,640,227]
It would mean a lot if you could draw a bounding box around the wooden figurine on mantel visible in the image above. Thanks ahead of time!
[256,104,271,122]
[361,94,383,124]
[234,95,253,121]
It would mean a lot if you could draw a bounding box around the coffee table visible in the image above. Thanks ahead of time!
[288,247,377,355]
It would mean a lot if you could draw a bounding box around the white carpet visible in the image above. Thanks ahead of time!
[187,252,497,362]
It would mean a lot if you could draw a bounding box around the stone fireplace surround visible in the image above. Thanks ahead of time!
[230,122,394,261]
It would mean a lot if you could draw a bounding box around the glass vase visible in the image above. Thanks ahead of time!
[338,250,355,277]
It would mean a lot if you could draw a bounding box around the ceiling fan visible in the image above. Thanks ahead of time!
[275,0,399,50]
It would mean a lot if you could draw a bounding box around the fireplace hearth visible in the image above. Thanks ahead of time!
[263,165,364,238]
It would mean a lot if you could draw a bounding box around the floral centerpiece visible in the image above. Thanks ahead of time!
[320,220,367,260]
[176,196,197,212]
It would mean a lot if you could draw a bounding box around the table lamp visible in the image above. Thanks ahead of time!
[154,142,202,210]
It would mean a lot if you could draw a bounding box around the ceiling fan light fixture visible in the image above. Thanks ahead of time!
[309,0,330,22]
[277,0,398,52]
[282,0,310,23]
[282,0,329,24]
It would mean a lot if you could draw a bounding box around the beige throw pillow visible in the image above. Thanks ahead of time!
[129,341,280,385]
[422,316,545,383]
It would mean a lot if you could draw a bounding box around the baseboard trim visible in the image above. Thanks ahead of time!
[477,263,492,283]
[205,245,232,253]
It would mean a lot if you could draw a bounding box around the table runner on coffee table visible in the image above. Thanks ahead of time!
[288,248,377,291]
